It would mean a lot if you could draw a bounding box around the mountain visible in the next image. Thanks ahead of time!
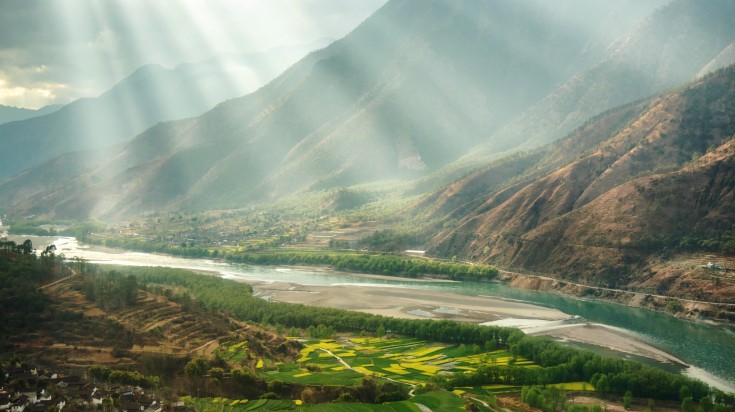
[0,39,331,180]
[461,0,735,165]
[426,65,735,301]
[0,0,662,219]
[0,104,61,125]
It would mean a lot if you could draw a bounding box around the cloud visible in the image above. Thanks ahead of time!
[0,78,66,108]
[0,0,387,109]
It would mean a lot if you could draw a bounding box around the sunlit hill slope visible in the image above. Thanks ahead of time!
[1,0,660,219]
[426,65,735,302]
[0,41,327,181]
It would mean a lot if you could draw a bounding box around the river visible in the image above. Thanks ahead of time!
[4,231,735,392]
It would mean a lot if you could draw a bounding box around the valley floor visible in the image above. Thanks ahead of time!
[249,281,686,367]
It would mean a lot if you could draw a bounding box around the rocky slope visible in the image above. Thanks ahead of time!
[462,0,735,164]
[427,66,735,302]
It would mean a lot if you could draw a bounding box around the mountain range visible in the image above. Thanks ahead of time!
[0,39,331,181]
[425,65,735,300]
[1,0,670,218]
[0,104,61,125]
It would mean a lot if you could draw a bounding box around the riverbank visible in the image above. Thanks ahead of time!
[249,280,689,368]
[500,271,735,327]
[13,230,732,327]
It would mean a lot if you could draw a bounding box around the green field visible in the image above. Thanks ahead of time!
[257,337,536,388]
[203,336,538,412]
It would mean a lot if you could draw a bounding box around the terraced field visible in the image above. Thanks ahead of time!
[38,276,240,357]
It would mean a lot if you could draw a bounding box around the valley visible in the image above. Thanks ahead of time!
[6,233,728,393]
[3,0,735,410]
[3,239,731,411]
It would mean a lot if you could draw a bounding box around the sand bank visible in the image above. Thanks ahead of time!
[251,281,689,367]
[252,281,569,323]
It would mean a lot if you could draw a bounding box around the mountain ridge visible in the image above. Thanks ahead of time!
[0,40,331,181]
[0,0,664,219]
[426,65,735,301]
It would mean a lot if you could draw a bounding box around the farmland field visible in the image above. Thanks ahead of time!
[185,391,477,411]
[278,336,536,387]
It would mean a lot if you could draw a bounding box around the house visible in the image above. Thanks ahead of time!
[10,395,29,412]
[707,261,725,270]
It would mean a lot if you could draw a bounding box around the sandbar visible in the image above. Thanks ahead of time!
[252,281,569,322]
[251,281,688,368]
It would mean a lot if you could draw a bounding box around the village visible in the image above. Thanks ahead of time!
[0,363,186,412]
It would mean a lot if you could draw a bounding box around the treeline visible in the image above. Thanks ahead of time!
[89,366,160,388]
[77,271,140,310]
[632,233,735,256]
[118,266,516,346]
[358,230,424,252]
[0,239,66,337]
[447,335,734,406]
[88,238,499,281]
[227,251,499,281]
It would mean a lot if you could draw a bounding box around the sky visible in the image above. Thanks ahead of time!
[0,0,387,109]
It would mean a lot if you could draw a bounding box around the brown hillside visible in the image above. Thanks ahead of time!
[427,66,735,301]
[11,274,298,369]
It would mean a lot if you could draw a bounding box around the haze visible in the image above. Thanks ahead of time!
[0,0,386,109]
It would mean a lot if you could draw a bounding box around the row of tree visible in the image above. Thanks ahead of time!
[88,236,499,281]
[227,250,499,281]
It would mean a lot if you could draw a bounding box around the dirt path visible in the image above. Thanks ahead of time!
[40,273,75,290]
[190,338,220,357]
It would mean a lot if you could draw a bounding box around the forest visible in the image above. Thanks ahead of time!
[0,239,65,336]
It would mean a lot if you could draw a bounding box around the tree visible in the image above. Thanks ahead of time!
[624,390,633,409]
[231,367,257,386]
[596,375,609,398]
[356,377,378,403]
[208,367,224,383]
[184,358,208,377]
[377,324,386,340]
[681,397,694,412]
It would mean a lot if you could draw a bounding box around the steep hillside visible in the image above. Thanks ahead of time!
[0,41,327,180]
[10,266,300,369]
[462,0,735,164]
[428,66,735,301]
[2,0,650,220]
